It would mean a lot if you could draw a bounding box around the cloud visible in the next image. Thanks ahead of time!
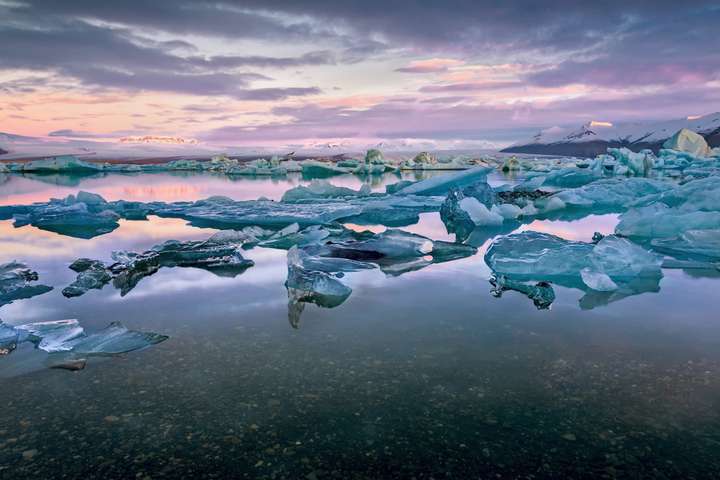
[419,81,520,92]
[201,80,720,144]
[47,129,106,138]
[396,58,464,73]
[187,51,336,70]
[0,9,324,99]
[3,0,720,142]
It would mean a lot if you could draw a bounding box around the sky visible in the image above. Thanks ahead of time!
[1,0,719,149]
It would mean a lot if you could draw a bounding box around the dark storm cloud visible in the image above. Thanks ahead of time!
[0,4,325,98]
[3,0,718,95]
[525,6,720,88]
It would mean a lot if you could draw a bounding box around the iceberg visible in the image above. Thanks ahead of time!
[0,318,168,370]
[485,232,663,295]
[62,259,113,298]
[517,168,601,189]
[257,223,333,250]
[323,229,433,260]
[64,321,168,355]
[542,178,672,213]
[616,203,720,239]
[281,180,371,203]
[440,186,525,240]
[300,160,352,178]
[0,261,53,306]
[650,229,720,260]
[65,235,255,297]
[580,268,618,292]
[393,166,492,196]
[285,246,353,328]
[15,319,85,352]
[607,148,655,176]
[0,322,20,355]
[152,196,365,229]
[8,155,103,173]
[353,149,396,174]
[663,128,711,157]
[2,191,122,238]
[440,189,502,239]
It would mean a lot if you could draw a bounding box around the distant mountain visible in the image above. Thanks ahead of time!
[0,131,219,160]
[502,113,720,157]
[119,135,199,145]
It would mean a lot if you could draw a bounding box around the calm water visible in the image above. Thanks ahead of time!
[1,171,719,479]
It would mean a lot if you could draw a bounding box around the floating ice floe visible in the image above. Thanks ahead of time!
[285,246,354,328]
[650,230,720,261]
[617,203,720,240]
[0,318,167,372]
[281,180,372,203]
[484,231,663,308]
[282,225,478,326]
[398,152,482,171]
[0,261,53,306]
[63,233,255,297]
[0,186,448,237]
[392,166,492,196]
[516,167,601,189]
[616,176,720,241]
[0,191,122,238]
[62,259,112,298]
[531,177,673,215]
[7,155,104,173]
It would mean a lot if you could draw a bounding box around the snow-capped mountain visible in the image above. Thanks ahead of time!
[0,132,219,160]
[503,113,720,157]
[119,136,199,145]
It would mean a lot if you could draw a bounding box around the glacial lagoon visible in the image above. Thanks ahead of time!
[1,166,720,479]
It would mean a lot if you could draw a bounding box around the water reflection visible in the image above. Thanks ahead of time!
[1,169,720,477]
